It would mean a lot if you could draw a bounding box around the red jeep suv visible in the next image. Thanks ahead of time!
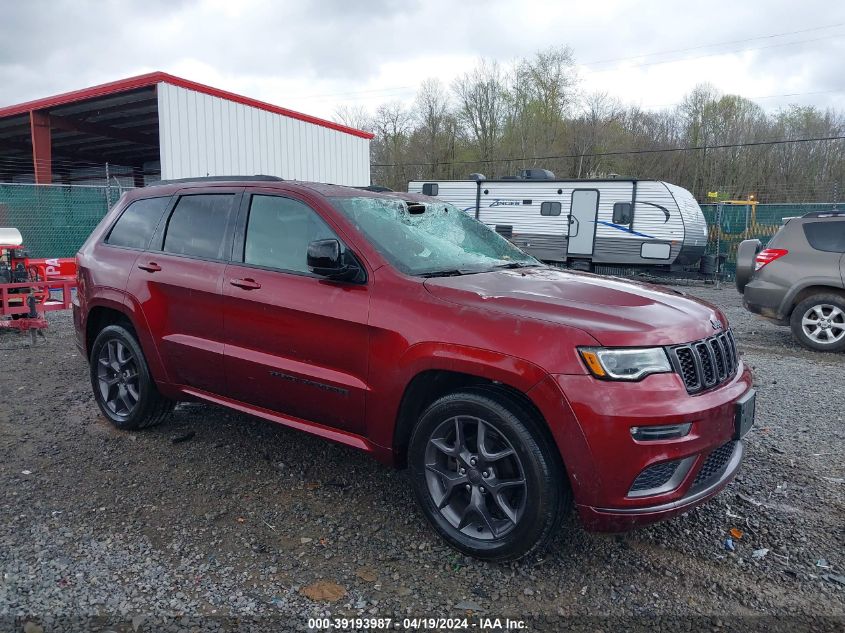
[73,176,755,561]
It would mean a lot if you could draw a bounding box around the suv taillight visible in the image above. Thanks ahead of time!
[754,248,788,270]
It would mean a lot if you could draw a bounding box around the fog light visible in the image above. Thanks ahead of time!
[630,423,692,441]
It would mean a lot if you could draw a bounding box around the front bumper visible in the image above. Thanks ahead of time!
[580,439,744,531]
[536,363,754,532]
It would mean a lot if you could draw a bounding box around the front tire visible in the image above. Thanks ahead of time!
[408,390,568,561]
[790,294,845,352]
[89,324,174,429]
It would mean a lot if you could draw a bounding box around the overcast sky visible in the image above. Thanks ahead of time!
[2,0,844,124]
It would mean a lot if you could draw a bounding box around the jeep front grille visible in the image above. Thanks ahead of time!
[668,331,738,394]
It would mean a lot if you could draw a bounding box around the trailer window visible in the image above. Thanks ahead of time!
[540,202,561,216]
[106,197,170,250]
[422,183,439,196]
[613,202,633,225]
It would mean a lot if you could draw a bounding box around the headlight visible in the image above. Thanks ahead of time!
[578,347,672,381]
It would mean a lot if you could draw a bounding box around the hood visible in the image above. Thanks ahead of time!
[423,267,726,347]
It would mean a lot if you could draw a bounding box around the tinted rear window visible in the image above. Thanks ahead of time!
[106,197,170,249]
[803,221,845,253]
[163,194,235,260]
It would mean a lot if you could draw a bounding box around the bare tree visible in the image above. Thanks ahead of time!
[359,49,845,202]
[452,60,507,163]
[410,79,457,178]
[370,101,413,189]
[333,104,372,132]
[569,92,624,177]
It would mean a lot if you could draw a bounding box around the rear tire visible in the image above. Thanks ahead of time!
[408,390,568,561]
[790,294,845,352]
[89,324,174,429]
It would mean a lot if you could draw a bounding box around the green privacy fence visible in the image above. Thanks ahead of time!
[700,202,842,276]
[0,184,124,257]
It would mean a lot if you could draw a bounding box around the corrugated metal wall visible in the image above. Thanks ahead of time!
[157,83,370,185]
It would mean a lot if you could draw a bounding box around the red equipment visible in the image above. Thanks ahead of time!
[0,228,77,340]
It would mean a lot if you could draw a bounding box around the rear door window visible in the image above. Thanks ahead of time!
[106,197,170,249]
[803,221,845,253]
[163,194,236,260]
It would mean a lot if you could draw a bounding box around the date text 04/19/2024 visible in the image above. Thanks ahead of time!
[307,617,527,630]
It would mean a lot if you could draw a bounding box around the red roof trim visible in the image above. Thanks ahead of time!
[0,71,374,140]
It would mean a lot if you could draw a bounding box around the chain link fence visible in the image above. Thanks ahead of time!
[0,183,841,275]
[0,183,126,257]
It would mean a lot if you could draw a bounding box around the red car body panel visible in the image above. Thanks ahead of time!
[129,252,227,392]
[423,268,728,348]
[73,179,754,531]
[222,260,371,432]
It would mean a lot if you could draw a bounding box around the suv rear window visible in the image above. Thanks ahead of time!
[163,194,235,260]
[803,221,845,253]
[106,197,170,249]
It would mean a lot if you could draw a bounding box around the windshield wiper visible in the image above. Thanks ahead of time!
[419,269,485,278]
[493,262,542,270]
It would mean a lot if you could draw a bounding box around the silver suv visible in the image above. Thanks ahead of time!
[736,211,845,352]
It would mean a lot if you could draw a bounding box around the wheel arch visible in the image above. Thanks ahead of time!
[84,298,169,385]
[784,284,845,318]
[85,302,136,355]
[391,368,560,473]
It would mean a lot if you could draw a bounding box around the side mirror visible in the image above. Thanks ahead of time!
[307,239,363,282]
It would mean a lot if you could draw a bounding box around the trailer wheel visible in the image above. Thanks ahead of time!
[735,239,761,294]
[89,325,174,429]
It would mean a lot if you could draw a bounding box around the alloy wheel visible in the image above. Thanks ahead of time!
[424,415,527,540]
[801,304,845,345]
[96,338,140,418]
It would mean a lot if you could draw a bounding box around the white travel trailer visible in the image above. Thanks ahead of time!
[408,171,708,267]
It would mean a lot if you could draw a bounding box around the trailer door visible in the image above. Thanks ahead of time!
[568,189,599,256]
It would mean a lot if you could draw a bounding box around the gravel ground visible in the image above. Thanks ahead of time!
[0,284,843,632]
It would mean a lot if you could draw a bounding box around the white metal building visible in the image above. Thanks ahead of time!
[0,72,373,186]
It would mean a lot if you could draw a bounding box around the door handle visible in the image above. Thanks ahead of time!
[138,262,162,272]
[230,278,262,290]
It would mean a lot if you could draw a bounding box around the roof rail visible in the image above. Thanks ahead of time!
[150,175,284,186]
[356,185,393,192]
[801,210,845,218]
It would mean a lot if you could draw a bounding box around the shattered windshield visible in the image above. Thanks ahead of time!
[330,196,539,276]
